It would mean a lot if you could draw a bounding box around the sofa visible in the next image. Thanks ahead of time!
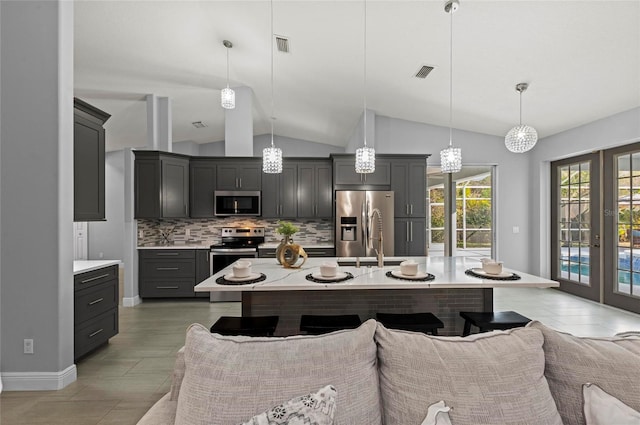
[137,320,640,425]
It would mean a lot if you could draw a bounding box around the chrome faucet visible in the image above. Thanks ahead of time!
[369,208,384,268]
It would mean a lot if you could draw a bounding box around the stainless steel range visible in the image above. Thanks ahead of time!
[209,227,265,302]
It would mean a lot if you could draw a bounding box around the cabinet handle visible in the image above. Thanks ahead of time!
[410,204,413,215]
[89,329,104,338]
[88,297,104,306]
[410,222,414,242]
[156,286,179,289]
[156,252,179,256]
[406,205,409,215]
[406,222,410,241]
[313,251,328,255]
[239,177,242,188]
[80,273,110,284]
[156,267,179,271]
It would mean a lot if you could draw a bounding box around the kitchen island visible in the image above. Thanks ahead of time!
[196,256,558,335]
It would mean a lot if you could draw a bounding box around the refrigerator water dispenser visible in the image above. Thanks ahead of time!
[340,217,357,241]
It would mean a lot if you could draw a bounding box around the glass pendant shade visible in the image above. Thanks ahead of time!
[505,124,538,153]
[221,87,235,109]
[262,146,283,174]
[440,146,462,173]
[355,145,375,173]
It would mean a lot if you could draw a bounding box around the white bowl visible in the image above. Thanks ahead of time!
[400,260,418,276]
[233,260,252,278]
[483,261,503,275]
[320,262,338,277]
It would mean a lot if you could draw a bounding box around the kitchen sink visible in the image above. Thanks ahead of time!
[337,259,405,267]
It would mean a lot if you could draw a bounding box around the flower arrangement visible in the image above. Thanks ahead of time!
[276,220,299,238]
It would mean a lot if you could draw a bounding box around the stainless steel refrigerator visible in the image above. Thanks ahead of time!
[335,190,394,257]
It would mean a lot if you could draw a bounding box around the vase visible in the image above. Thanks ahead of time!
[276,236,294,264]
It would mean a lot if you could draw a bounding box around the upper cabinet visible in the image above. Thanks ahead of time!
[74,98,110,221]
[297,160,333,219]
[189,159,216,218]
[262,162,297,218]
[332,155,391,187]
[134,151,190,219]
[216,161,262,191]
[391,158,427,218]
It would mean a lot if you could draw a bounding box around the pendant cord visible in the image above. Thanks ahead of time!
[270,0,275,147]
[448,4,453,147]
[519,90,523,125]
[363,0,367,147]
[226,45,230,89]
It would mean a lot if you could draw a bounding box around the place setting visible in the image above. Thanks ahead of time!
[216,260,267,285]
[306,261,354,283]
[386,260,435,282]
[465,259,521,281]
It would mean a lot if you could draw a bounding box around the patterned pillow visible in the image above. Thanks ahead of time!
[239,385,337,425]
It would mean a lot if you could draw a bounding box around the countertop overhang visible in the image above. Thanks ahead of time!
[73,260,121,275]
[195,256,559,292]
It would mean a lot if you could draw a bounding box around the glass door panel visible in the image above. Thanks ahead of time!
[551,153,600,301]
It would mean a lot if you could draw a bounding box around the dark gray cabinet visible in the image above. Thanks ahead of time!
[190,160,216,218]
[139,249,209,298]
[74,265,119,360]
[74,98,110,222]
[297,160,333,218]
[391,159,427,218]
[262,163,297,218]
[394,218,427,256]
[259,246,335,258]
[216,161,261,190]
[333,156,391,187]
[134,151,190,219]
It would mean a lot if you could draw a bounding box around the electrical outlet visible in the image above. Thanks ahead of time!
[185,228,191,238]
[138,230,144,238]
[24,339,34,354]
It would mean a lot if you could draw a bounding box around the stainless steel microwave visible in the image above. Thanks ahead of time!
[214,191,261,216]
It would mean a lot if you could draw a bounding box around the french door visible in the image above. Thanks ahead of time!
[551,153,601,301]
[603,142,640,314]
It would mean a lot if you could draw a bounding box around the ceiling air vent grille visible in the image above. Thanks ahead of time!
[192,121,207,128]
[415,65,435,79]
[275,35,290,53]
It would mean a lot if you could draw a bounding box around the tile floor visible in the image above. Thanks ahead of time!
[2,288,640,424]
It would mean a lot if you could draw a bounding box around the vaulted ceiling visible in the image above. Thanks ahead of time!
[74,1,640,152]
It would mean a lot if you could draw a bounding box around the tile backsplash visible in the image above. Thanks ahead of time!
[137,218,334,246]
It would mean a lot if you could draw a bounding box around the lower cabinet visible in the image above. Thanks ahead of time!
[258,247,335,259]
[394,218,427,256]
[74,265,119,361]
[139,249,210,298]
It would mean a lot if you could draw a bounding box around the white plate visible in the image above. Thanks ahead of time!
[223,272,262,282]
[311,271,349,281]
[470,268,513,278]
[390,270,430,280]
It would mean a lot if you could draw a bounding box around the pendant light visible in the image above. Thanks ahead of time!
[355,0,375,174]
[439,0,462,174]
[221,40,235,109]
[263,0,283,173]
[505,83,538,153]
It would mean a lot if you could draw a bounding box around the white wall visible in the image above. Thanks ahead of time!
[0,0,76,390]
[529,107,640,277]
[253,134,344,157]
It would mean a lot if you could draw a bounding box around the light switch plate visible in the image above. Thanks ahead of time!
[513,226,520,234]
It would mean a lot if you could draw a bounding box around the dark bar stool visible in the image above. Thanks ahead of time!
[299,314,361,335]
[459,311,531,336]
[210,316,279,337]
[376,312,444,335]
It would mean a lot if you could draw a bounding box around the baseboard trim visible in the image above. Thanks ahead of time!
[1,364,77,391]
[123,295,141,307]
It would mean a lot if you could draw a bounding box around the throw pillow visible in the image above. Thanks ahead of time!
[239,385,337,425]
[527,321,640,425]
[583,383,640,425]
[175,320,381,425]
[375,324,562,425]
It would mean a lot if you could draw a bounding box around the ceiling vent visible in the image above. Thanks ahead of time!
[192,121,207,128]
[275,35,290,53]
[414,65,435,79]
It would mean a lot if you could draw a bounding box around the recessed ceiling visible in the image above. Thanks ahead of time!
[74,1,640,152]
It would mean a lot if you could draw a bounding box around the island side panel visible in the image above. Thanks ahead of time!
[243,288,492,336]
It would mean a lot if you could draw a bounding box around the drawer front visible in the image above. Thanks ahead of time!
[139,249,195,259]
[74,265,118,290]
[139,278,195,298]
[75,280,118,325]
[140,259,195,278]
[305,248,336,257]
[74,308,118,360]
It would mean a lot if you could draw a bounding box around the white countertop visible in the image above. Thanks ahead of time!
[137,244,211,249]
[73,260,121,275]
[195,256,559,292]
